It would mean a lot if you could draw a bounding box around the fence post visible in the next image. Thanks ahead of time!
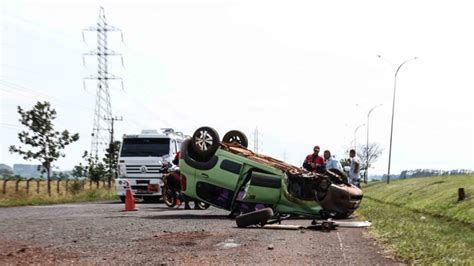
[2,179,9,194]
[15,179,21,192]
[458,188,465,201]
[26,178,33,194]
[57,180,61,194]
[36,180,41,194]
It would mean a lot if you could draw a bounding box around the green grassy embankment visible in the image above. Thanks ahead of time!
[357,175,474,264]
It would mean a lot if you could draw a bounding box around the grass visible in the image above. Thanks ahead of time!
[0,180,118,207]
[357,175,474,264]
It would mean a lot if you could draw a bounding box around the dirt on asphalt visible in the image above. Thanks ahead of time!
[0,201,403,265]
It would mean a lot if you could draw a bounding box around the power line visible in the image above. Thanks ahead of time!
[0,80,95,112]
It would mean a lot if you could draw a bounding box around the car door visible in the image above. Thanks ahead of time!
[240,170,282,204]
[194,154,243,210]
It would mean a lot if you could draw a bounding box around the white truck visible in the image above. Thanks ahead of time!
[116,129,186,202]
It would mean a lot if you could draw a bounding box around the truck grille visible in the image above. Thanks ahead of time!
[126,165,164,174]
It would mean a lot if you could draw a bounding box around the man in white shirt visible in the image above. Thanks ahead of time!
[349,149,361,187]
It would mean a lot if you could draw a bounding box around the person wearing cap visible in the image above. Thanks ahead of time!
[303,145,325,173]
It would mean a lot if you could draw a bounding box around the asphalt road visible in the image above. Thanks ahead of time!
[0,201,401,265]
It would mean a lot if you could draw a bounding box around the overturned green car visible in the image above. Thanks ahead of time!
[179,127,363,225]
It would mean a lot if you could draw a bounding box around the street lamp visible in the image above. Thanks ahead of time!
[377,55,418,184]
[365,104,382,183]
[353,123,365,150]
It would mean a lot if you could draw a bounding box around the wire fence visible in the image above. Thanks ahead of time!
[1,179,110,197]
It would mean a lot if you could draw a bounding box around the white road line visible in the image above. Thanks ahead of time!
[337,231,347,263]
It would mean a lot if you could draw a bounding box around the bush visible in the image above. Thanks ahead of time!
[68,180,84,195]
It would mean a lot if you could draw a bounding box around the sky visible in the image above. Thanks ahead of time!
[1,0,473,175]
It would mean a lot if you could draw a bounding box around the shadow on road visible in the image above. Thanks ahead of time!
[141,214,231,220]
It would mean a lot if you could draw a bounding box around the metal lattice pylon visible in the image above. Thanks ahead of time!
[83,7,124,159]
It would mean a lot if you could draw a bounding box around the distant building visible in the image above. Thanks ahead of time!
[13,164,43,178]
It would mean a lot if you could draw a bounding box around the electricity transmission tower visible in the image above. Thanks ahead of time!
[251,127,263,153]
[82,6,124,159]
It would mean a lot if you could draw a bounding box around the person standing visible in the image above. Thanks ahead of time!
[303,145,325,173]
[323,150,343,171]
[348,149,361,187]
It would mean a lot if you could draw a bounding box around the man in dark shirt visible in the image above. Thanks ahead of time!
[303,145,325,173]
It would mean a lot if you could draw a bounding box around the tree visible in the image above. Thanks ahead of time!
[71,163,87,178]
[82,151,106,186]
[103,140,121,188]
[357,142,383,183]
[9,101,79,195]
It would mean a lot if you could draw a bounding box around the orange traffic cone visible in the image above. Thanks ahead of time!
[123,182,138,211]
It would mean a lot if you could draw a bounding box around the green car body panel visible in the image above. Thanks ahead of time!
[180,139,362,218]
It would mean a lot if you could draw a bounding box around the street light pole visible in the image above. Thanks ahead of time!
[353,123,365,150]
[365,104,382,184]
[377,55,417,184]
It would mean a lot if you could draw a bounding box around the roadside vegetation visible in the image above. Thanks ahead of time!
[358,175,474,264]
[0,180,117,207]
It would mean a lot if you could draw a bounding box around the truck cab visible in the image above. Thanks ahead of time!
[116,129,185,202]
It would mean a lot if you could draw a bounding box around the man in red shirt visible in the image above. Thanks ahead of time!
[303,145,325,173]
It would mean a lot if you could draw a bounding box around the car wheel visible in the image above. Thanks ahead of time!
[222,130,248,148]
[235,208,274,228]
[190,126,220,161]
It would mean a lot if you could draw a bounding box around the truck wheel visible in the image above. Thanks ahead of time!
[222,130,248,148]
[144,196,160,203]
[190,126,220,161]
[236,208,274,228]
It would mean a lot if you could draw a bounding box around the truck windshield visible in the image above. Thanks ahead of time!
[120,138,170,157]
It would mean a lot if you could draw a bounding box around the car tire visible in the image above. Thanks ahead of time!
[190,126,220,161]
[235,208,274,228]
[222,130,248,148]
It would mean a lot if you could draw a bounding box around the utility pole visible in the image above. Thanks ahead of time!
[104,116,123,188]
[83,7,124,159]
